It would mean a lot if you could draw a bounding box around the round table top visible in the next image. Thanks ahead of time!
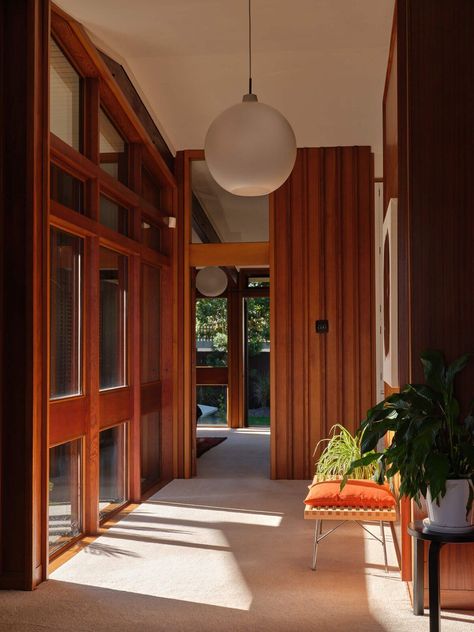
[408,520,474,543]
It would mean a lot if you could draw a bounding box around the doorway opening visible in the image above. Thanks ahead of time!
[194,270,270,474]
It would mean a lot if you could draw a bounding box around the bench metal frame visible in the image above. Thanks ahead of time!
[304,506,397,572]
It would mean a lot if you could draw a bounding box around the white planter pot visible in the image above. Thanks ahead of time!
[426,479,474,532]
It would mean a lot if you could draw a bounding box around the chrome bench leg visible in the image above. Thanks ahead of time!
[380,521,388,573]
[312,519,321,570]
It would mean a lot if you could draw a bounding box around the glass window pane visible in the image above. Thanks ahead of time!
[100,248,128,390]
[140,412,161,492]
[49,440,82,555]
[196,298,227,367]
[99,195,129,236]
[142,220,162,251]
[99,424,128,520]
[99,108,127,185]
[50,229,83,399]
[246,297,270,427]
[50,164,84,214]
[191,160,269,243]
[196,386,227,425]
[141,264,160,383]
[141,169,161,208]
[50,38,81,151]
[248,276,270,288]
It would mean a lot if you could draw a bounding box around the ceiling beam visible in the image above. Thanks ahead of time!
[192,194,237,284]
[190,242,269,268]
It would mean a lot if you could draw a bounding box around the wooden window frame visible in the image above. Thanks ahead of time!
[46,5,177,570]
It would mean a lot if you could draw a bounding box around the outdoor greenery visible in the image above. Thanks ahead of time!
[343,350,474,513]
[314,424,377,482]
[249,370,270,408]
[195,297,270,360]
[196,298,228,367]
[247,416,270,427]
[196,386,227,418]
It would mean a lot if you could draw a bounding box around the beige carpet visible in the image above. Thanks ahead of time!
[0,427,472,631]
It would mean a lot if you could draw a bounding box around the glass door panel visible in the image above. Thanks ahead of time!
[245,297,270,427]
[49,439,82,554]
[50,228,83,399]
[99,424,128,521]
[99,248,128,390]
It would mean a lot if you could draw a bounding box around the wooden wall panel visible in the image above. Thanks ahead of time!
[384,0,474,605]
[271,147,375,479]
[0,0,49,589]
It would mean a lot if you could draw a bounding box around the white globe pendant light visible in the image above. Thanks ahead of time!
[204,1,296,197]
[196,267,228,297]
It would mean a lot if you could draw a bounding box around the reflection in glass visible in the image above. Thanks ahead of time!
[141,168,161,208]
[141,264,160,383]
[191,160,269,243]
[99,108,127,184]
[50,229,83,399]
[50,164,84,214]
[49,440,82,554]
[248,276,270,288]
[140,412,161,492]
[142,221,162,251]
[195,298,227,367]
[99,195,129,236]
[99,424,128,520]
[196,386,227,425]
[50,38,81,151]
[99,248,128,390]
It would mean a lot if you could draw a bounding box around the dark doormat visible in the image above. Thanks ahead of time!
[196,437,227,458]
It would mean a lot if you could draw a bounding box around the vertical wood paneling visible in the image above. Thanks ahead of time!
[271,183,292,478]
[307,149,324,474]
[385,0,474,602]
[271,147,375,479]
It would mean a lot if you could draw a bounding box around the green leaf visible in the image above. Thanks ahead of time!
[467,481,474,519]
[424,453,450,501]
[420,349,446,393]
[446,354,470,388]
[343,452,382,480]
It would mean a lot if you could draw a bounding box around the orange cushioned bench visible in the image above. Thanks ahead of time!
[304,478,397,572]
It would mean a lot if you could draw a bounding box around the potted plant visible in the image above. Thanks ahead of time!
[343,350,474,532]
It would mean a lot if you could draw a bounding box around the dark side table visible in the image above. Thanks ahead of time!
[408,520,474,632]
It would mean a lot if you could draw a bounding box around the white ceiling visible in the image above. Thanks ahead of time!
[57,0,394,176]
[192,160,269,243]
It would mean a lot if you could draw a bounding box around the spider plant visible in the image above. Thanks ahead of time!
[314,424,377,482]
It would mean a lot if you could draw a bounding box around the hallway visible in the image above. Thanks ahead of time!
[0,429,471,631]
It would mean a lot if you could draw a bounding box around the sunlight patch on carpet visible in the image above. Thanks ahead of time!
[49,502,287,610]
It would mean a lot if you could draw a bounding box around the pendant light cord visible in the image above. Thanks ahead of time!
[248,0,253,94]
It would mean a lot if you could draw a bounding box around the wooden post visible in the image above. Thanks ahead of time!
[0,0,49,589]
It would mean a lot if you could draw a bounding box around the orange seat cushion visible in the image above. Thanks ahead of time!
[304,479,396,508]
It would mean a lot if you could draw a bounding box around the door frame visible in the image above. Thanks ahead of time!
[176,150,271,478]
